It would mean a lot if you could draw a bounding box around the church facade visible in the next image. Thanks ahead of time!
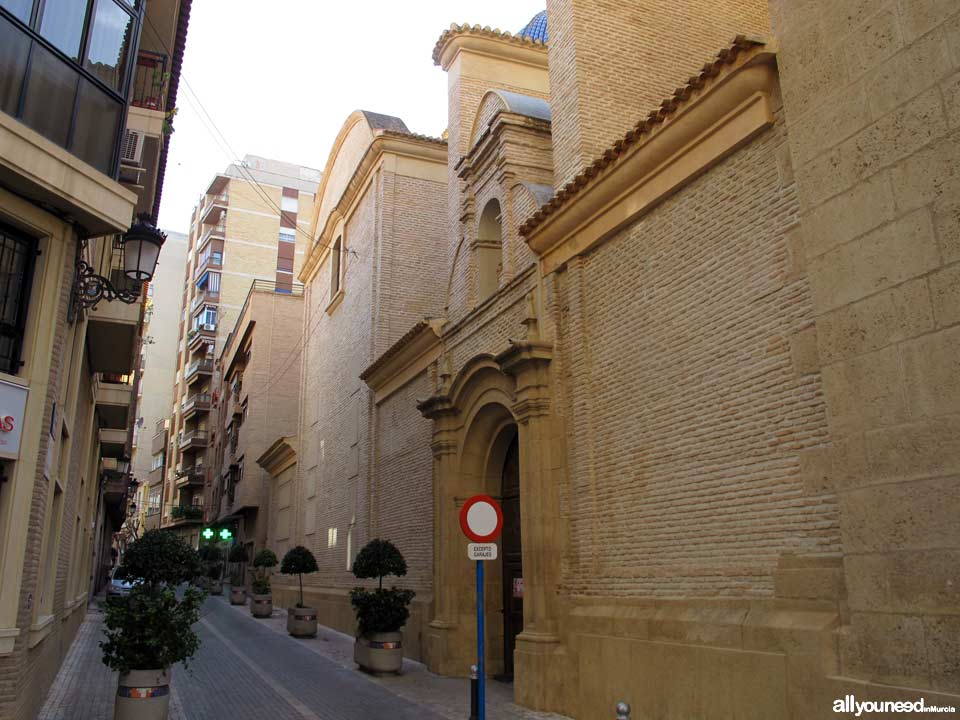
[274,2,960,717]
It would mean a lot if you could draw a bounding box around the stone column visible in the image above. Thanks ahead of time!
[417,395,462,675]
[498,338,567,711]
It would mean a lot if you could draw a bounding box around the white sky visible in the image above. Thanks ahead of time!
[156,0,546,233]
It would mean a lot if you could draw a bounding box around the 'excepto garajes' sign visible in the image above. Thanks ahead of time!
[0,379,28,461]
[468,543,498,561]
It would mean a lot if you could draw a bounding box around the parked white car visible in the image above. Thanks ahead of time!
[106,566,135,597]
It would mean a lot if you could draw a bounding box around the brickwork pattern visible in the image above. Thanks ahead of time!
[0,232,92,720]
[300,162,446,598]
[555,111,840,597]
[545,0,770,189]
[774,0,960,694]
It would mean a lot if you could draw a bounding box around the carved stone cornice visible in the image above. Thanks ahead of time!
[496,339,553,376]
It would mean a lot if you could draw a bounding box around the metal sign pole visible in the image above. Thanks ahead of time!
[477,558,485,720]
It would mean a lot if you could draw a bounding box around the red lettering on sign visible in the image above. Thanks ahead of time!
[1,416,14,432]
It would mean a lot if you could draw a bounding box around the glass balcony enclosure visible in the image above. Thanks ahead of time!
[0,0,143,177]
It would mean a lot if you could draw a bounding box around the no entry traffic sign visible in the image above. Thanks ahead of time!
[459,495,503,543]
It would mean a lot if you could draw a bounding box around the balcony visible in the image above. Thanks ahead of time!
[102,468,133,528]
[181,392,212,420]
[175,465,205,488]
[169,503,204,525]
[193,253,223,280]
[130,51,168,112]
[198,223,225,252]
[93,374,133,429]
[190,288,220,313]
[187,324,216,351]
[151,427,168,456]
[177,429,208,451]
[148,465,164,486]
[200,194,228,225]
[185,358,213,385]
[87,274,142,375]
[0,13,129,187]
[99,428,127,458]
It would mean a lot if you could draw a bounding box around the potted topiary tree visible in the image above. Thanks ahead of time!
[349,538,415,674]
[280,546,318,637]
[199,545,224,595]
[228,544,249,605]
[101,530,205,720]
[250,548,278,618]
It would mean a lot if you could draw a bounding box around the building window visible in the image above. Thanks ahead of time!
[476,199,502,302]
[279,229,295,244]
[0,0,141,176]
[0,223,37,375]
[330,235,342,297]
[194,305,216,329]
[281,195,297,213]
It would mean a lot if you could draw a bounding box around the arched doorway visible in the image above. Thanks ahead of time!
[499,434,522,679]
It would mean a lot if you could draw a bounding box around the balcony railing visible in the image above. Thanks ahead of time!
[187,324,216,350]
[199,223,225,251]
[201,194,228,225]
[181,392,212,417]
[177,429,208,449]
[170,505,203,521]
[130,50,168,111]
[185,357,213,381]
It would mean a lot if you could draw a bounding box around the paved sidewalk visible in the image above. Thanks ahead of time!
[38,593,570,720]
[216,595,569,720]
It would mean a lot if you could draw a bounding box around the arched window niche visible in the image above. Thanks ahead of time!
[475,199,503,303]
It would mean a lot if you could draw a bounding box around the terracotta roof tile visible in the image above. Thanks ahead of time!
[518,35,767,238]
[433,23,547,65]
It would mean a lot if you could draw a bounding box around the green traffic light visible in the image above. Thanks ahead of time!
[202,528,214,540]
[219,528,232,541]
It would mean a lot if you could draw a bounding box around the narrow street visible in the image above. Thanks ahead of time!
[39,595,569,720]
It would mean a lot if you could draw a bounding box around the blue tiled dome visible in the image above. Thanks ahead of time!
[518,10,548,43]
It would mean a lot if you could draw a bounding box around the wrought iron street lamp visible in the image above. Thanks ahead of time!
[70,215,166,319]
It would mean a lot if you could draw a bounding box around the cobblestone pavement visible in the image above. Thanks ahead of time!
[39,593,571,720]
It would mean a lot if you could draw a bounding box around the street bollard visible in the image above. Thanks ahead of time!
[616,701,631,720]
[469,665,479,720]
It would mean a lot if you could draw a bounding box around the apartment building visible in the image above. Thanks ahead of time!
[129,230,188,535]
[211,280,305,555]
[161,157,319,545]
[0,0,191,716]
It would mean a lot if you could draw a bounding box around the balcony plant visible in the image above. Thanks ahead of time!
[250,548,278,618]
[101,530,205,720]
[349,538,415,674]
[280,546,318,637]
[198,545,223,595]
[228,544,249,605]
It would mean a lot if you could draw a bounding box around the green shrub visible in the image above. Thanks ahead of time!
[228,544,249,563]
[101,530,205,673]
[250,548,277,595]
[280,546,317,608]
[198,544,223,580]
[349,539,415,637]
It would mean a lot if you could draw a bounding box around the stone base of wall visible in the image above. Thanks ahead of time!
[271,584,433,662]
[13,599,87,720]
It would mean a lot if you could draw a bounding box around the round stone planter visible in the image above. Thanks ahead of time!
[114,668,170,720]
[229,587,246,605]
[354,632,404,674]
[208,579,223,596]
[250,593,273,618]
[286,606,317,637]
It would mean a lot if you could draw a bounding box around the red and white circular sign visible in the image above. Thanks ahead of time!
[459,494,503,543]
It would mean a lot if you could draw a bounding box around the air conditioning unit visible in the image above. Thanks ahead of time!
[120,129,144,165]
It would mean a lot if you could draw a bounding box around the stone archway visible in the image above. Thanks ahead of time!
[418,338,566,709]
